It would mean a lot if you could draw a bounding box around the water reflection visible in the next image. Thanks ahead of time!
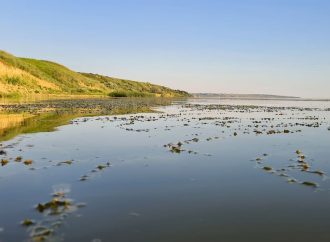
[0,97,173,142]
[0,98,330,242]
[0,112,77,142]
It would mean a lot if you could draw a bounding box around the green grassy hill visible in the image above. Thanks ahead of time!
[0,50,189,98]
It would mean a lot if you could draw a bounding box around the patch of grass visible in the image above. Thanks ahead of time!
[108,90,154,97]
[6,76,25,85]
[83,73,190,98]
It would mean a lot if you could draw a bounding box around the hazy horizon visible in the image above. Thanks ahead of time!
[1,0,329,98]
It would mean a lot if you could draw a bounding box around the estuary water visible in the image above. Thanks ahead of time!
[0,98,330,242]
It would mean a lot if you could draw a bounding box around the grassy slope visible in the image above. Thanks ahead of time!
[81,73,189,97]
[0,50,189,98]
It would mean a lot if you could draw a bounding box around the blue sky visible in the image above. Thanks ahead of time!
[1,0,329,98]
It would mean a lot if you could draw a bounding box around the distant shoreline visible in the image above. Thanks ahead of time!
[191,94,329,101]
[193,93,299,98]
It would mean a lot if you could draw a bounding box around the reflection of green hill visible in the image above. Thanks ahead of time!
[0,112,79,142]
[0,98,171,142]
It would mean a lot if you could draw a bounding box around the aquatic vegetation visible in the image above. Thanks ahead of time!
[15,156,22,162]
[57,160,73,166]
[251,148,328,190]
[287,178,297,183]
[97,164,107,170]
[23,159,33,165]
[21,219,35,227]
[1,159,8,166]
[301,181,318,188]
[170,145,183,154]
[79,162,111,182]
[308,170,325,176]
[97,162,111,170]
[30,226,53,242]
[79,175,89,181]
[21,185,85,241]
[36,198,72,214]
[263,166,273,171]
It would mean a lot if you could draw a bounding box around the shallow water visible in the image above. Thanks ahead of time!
[0,98,330,242]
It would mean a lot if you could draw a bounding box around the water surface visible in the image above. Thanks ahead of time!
[0,98,330,242]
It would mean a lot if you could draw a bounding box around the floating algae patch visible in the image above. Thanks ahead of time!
[79,162,111,182]
[263,166,273,171]
[21,219,35,227]
[21,184,86,241]
[301,181,318,188]
[252,149,328,189]
[23,159,33,165]
[1,159,9,166]
[15,156,22,162]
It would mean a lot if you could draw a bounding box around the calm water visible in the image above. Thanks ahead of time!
[0,98,330,242]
